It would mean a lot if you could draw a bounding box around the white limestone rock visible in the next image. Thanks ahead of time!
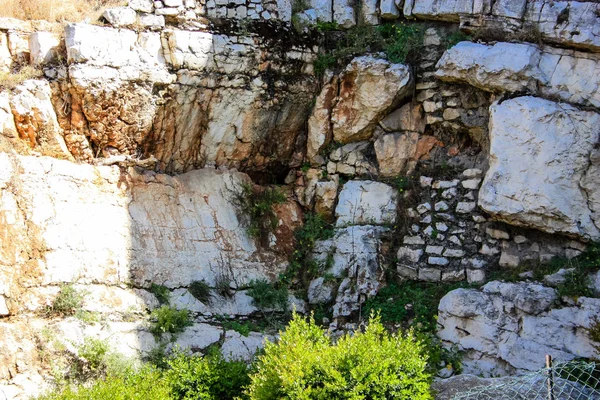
[9,80,70,158]
[310,0,333,21]
[0,93,17,139]
[103,7,138,27]
[379,0,400,19]
[335,180,398,226]
[479,97,600,240]
[221,331,270,361]
[436,41,600,108]
[28,32,60,66]
[331,56,412,143]
[129,0,155,13]
[0,33,11,72]
[333,0,356,28]
[307,78,336,161]
[374,132,420,177]
[438,282,598,376]
[173,323,222,352]
[308,277,335,304]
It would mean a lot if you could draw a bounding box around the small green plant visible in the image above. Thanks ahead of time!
[247,279,288,312]
[149,283,170,305]
[314,53,337,76]
[291,0,310,14]
[300,162,311,173]
[316,21,340,32]
[247,313,433,399]
[378,22,425,63]
[444,30,472,48]
[281,212,334,284]
[77,337,110,372]
[48,284,85,317]
[165,348,252,400]
[149,306,193,338]
[189,280,212,304]
[236,183,286,239]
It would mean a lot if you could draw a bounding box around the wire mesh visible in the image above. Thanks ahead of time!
[452,360,600,400]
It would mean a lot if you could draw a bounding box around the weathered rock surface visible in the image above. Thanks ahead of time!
[374,132,442,177]
[479,97,600,241]
[436,41,600,108]
[331,57,412,143]
[9,80,70,159]
[438,281,599,376]
[405,0,600,52]
[61,23,318,173]
[313,226,387,318]
[335,180,397,226]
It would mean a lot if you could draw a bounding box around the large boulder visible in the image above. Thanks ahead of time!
[479,96,600,241]
[331,56,412,143]
[436,41,600,108]
[335,180,398,226]
[438,281,599,376]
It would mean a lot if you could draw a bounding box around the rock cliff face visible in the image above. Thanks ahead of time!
[1,0,600,397]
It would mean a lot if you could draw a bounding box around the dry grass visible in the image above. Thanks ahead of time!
[0,65,43,90]
[0,0,125,24]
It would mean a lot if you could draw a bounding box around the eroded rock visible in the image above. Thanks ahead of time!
[479,97,600,240]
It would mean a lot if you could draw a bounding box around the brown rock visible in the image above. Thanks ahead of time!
[379,102,426,133]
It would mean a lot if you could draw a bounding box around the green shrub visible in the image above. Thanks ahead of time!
[36,366,170,400]
[247,313,433,399]
[444,30,472,48]
[150,283,171,305]
[48,284,85,317]
[149,306,193,337]
[165,349,251,400]
[189,280,211,304]
[236,183,286,239]
[247,280,288,312]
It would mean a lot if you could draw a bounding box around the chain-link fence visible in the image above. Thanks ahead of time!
[453,357,600,400]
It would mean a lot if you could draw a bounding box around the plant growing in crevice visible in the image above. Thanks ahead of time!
[149,283,170,305]
[281,212,335,285]
[235,182,286,240]
[46,283,85,317]
[247,279,288,312]
[189,280,212,304]
[149,306,193,338]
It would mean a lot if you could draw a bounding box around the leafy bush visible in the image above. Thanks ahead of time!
[236,183,286,239]
[47,284,85,317]
[149,306,193,337]
[189,280,211,304]
[36,366,170,400]
[247,280,288,311]
[247,313,433,399]
[150,283,171,305]
[165,349,251,400]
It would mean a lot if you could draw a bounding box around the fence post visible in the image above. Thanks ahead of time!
[546,354,555,400]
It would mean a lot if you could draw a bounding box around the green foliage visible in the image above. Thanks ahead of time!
[315,21,340,32]
[36,366,171,400]
[487,242,600,298]
[291,0,310,14]
[165,349,251,400]
[247,313,433,399]
[314,53,337,76]
[237,183,286,239]
[363,281,467,333]
[78,337,110,372]
[281,213,334,284]
[47,284,85,317]
[300,162,311,173]
[314,21,424,76]
[377,22,425,64]
[189,280,212,304]
[150,283,171,305]
[149,306,193,337]
[444,30,472,48]
[247,280,288,311]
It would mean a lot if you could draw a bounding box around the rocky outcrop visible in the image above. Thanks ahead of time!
[479,97,600,241]
[331,57,412,143]
[335,180,398,226]
[438,281,600,376]
[0,152,299,396]
[436,41,600,108]
[404,0,600,52]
